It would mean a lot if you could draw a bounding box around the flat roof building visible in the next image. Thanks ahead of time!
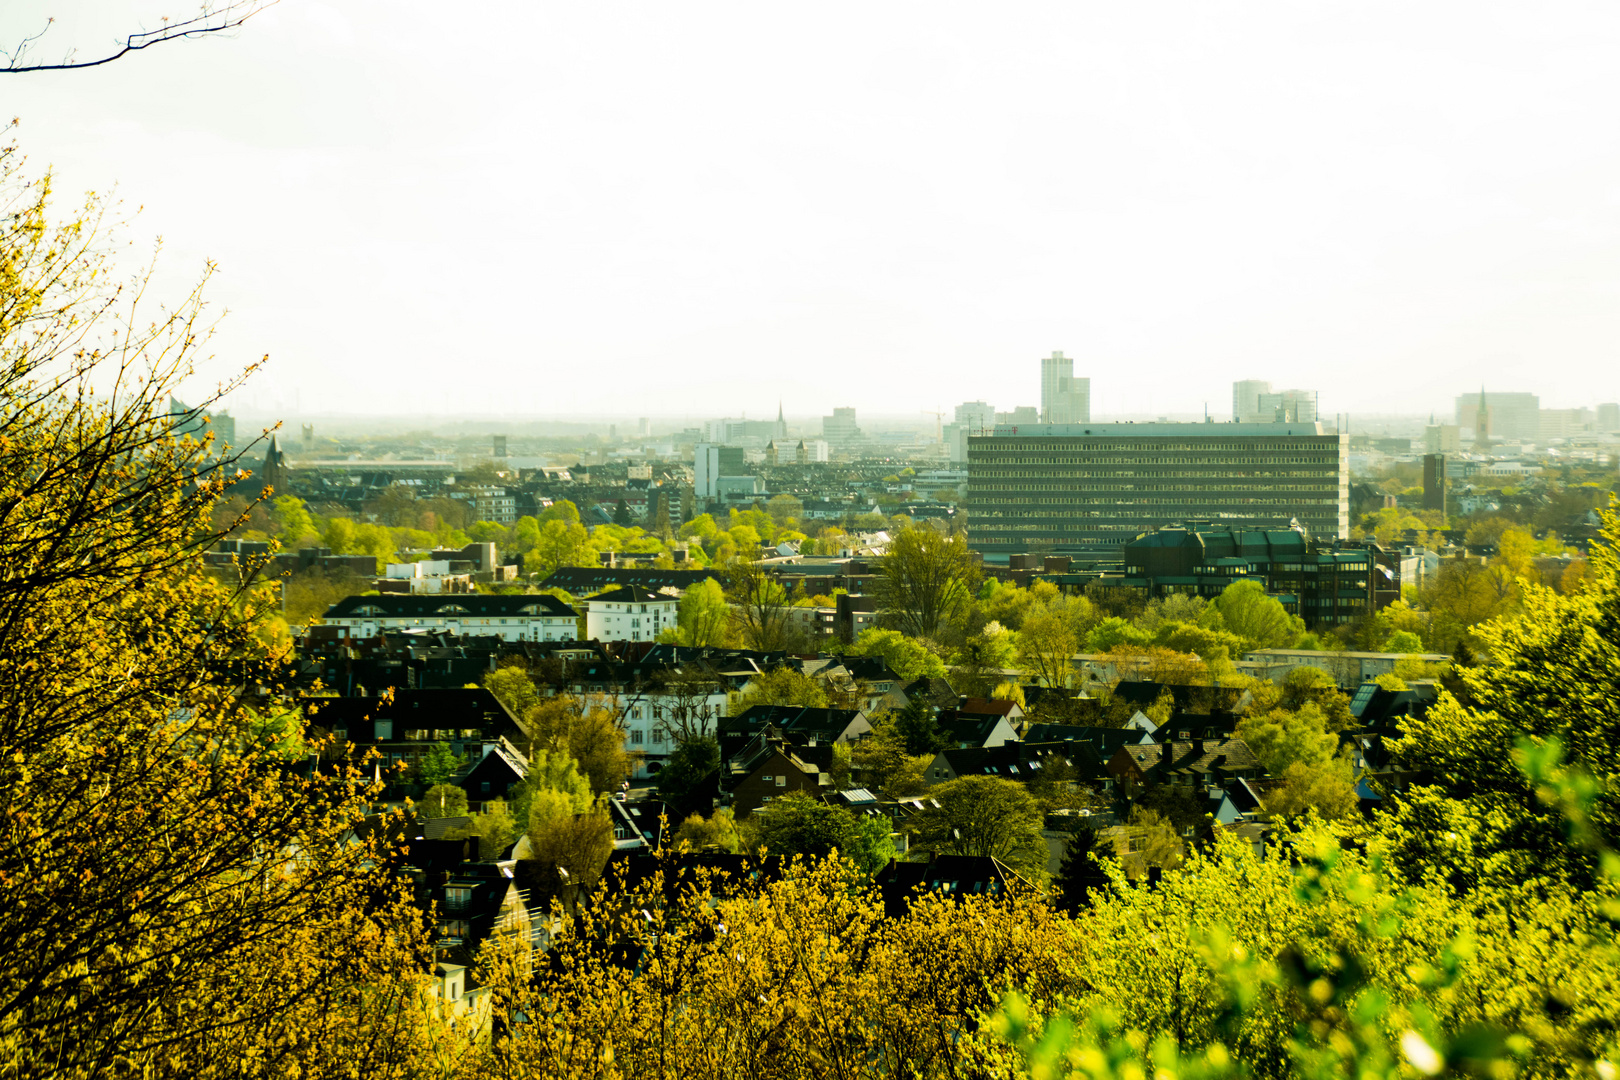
[966,421,1348,559]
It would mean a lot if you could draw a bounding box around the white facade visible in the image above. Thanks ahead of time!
[1039,351,1090,424]
[694,443,717,498]
[386,559,452,578]
[946,402,995,463]
[1423,424,1461,453]
[1233,380,1270,422]
[584,593,678,643]
[469,487,517,525]
[619,687,730,779]
[1256,389,1317,424]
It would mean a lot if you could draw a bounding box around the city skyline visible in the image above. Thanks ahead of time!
[7,2,1620,417]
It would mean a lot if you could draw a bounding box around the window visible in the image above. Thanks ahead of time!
[760,775,773,783]
[443,888,472,913]
[631,730,644,744]
[375,721,393,740]
[776,775,787,787]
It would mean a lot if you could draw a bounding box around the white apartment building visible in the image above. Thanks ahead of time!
[584,585,679,643]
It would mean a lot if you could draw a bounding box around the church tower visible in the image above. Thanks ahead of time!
[259,434,289,495]
[1474,386,1491,449]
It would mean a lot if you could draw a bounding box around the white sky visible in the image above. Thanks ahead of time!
[7,1,1620,421]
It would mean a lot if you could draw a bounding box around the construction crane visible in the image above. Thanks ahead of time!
[920,410,945,442]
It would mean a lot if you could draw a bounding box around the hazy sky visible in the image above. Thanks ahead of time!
[7,2,1620,421]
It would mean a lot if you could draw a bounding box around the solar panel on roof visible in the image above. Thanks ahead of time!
[1349,683,1378,717]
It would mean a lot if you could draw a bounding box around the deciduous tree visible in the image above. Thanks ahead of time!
[725,558,801,652]
[0,155,429,1077]
[1210,579,1296,648]
[845,627,948,681]
[908,775,1049,881]
[746,791,895,878]
[877,525,980,638]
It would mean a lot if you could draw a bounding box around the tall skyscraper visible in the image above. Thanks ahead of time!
[1233,380,1270,422]
[1040,351,1090,424]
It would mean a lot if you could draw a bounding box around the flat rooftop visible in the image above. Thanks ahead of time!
[981,422,1331,437]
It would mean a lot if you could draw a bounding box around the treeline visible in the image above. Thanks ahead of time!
[220,489,915,579]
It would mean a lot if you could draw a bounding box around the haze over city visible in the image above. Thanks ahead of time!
[7,1,1620,420]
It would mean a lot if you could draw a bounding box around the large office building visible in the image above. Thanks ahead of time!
[1456,391,1539,442]
[1118,523,1395,626]
[1039,351,1090,424]
[694,443,747,498]
[966,421,1348,559]
[1232,380,1318,424]
[822,407,863,446]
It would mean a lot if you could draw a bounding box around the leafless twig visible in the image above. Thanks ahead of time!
[1,1,278,73]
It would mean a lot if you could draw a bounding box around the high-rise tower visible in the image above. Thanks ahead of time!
[1040,351,1090,424]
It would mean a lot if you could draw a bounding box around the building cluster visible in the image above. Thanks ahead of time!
[286,606,1440,1021]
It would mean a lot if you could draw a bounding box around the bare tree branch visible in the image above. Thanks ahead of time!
[2,2,278,73]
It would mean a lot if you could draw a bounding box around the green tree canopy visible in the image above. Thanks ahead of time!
[885,696,949,757]
[419,783,470,820]
[746,792,894,878]
[1018,607,1079,687]
[907,775,1049,880]
[671,577,731,647]
[484,666,541,718]
[730,667,829,714]
[1211,579,1296,649]
[540,498,581,525]
[844,627,948,682]
[1235,701,1336,776]
[414,741,466,786]
[1387,505,1620,892]
[1085,617,1153,654]
[876,526,980,638]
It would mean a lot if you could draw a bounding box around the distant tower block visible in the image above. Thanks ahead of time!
[300,423,314,447]
[493,435,508,458]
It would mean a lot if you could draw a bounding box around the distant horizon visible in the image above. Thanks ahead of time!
[10,3,1620,416]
